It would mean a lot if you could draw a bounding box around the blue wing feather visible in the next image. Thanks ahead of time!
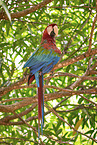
[35,72,39,87]
[24,47,60,87]
[23,48,38,68]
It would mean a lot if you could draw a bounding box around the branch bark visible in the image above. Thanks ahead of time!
[0,0,54,20]
[88,15,97,52]
[0,88,97,113]
[0,48,97,97]
[0,104,37,123]
[53,48,97,71]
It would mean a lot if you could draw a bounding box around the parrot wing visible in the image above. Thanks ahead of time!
[23,45,60,75]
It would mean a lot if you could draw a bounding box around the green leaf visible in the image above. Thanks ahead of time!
[54,0,59,5]
[28,130,31,139]
[85,129,94,134]
[0,0,11,22]
[75,30,85,37]
[6,21,10,35]
[52,124,56,132]
[73,118,83,135]
[56,129,62,135]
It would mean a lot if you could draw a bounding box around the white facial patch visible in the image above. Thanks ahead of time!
[47,26,53,35]
[53,25,58,36]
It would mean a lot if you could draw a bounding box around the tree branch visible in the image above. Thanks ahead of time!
[54,48,97,71]
[0,0,54,20]
[0,87,97,114]
[48,5,96,9]
[88,15,97,53]
[0,48,97,97]
[0,104,37,123]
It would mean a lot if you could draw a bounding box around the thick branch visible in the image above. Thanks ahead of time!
[54,48,97,71]
[0,48,97,97]
[0,0,54,20]
[0,88,97,113]
[0,77,28,97]
[0,104,37,123]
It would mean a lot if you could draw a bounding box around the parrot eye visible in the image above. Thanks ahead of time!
[50,29,55,38]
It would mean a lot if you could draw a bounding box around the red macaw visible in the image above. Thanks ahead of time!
[24,24,61,137]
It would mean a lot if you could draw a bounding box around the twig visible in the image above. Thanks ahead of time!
[56,105,96,113]
[70,61,97,89]
[79,94,97,107]
[88,15,97,53]
[65,36,89,60]
[0,76,28,97]
[0,137,37,143]
[47,5,96,9]
[45,72,97,81]
[0,97,71,125]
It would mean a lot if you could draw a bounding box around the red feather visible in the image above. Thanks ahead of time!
[28,74,35,85]
[41,39,61,54]
[38,75,43,135]
[42,24,57,40]
[41,24,61,54]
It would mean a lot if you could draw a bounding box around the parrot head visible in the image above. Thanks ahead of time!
[42,24,58,41]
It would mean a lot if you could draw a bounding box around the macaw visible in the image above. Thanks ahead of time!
[23,24,61,137]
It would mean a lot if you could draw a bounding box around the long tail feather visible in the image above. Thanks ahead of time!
[41,75,44,134]
[38,74,44,137]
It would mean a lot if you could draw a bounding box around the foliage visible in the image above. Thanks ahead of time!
[0,0,97,144]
